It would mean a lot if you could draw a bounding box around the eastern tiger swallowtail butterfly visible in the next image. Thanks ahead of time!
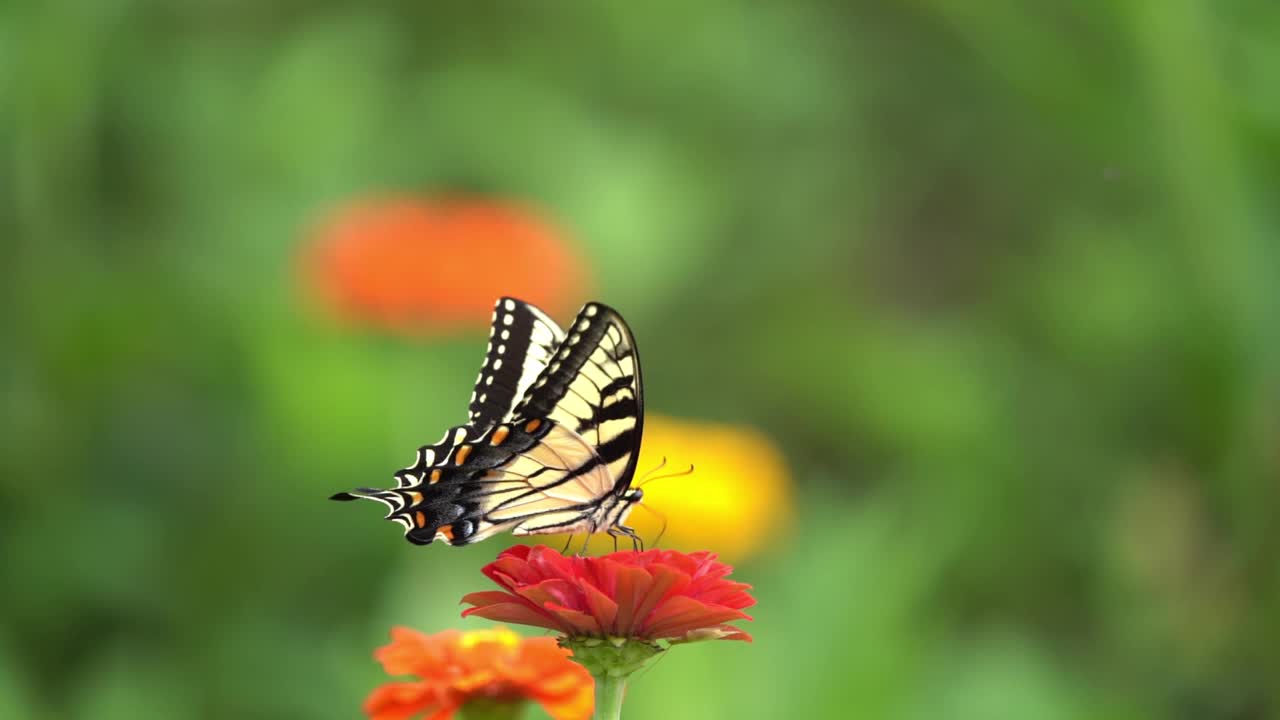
[331,297,646,547]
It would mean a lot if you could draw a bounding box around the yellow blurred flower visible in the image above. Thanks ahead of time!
[546,414,792,562]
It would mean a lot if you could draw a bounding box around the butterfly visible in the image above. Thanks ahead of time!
[331,297,646,548]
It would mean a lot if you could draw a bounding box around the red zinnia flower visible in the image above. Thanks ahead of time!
[304,196,588,335]
[363,626,593,720]
[461,545,755,643]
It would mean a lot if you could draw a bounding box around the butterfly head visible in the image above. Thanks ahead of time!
[606,487,643,531]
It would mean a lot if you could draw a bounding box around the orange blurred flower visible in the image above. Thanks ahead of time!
[363,626,593,720]
[304,197,588,334]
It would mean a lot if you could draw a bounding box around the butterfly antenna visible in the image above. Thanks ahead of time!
[638,463,695,488]
[637,456,669,485]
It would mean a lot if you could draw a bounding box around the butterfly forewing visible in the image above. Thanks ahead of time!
[468,297,566,428]
[515,302,644,497]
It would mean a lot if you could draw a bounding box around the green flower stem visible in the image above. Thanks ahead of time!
[559,637,665,720]
[593,674,627,720]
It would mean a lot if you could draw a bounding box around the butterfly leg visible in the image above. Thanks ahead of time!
[615,524,643,551]
[560,534,576,554]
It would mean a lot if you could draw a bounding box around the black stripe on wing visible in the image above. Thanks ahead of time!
[467,297,565,428]
[513,302,644,495]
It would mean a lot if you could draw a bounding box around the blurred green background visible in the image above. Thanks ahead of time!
[6,1,1280,718]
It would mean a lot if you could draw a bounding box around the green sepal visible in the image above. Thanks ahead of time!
[558,636,665,679]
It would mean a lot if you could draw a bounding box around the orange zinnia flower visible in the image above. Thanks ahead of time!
[363,626,593,720]
[304,197,588,335]
[462,545,755,643]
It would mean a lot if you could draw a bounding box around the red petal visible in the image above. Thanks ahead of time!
[601,562,640,632]
[499,545,535,561]
[691,581,757,610]
[459,591,521,608]
[580,581,620,635]
[642,596,752,639]
[624,564,688,632]
[541,603,603,636]
[486,558,542,589]
[528,545,578,579]
[462,602,567,633]
[516,579,587,614]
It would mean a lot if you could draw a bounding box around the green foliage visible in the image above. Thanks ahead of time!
[4,1,1280,718]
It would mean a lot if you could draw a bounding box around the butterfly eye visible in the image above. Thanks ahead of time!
[627,488,643,503]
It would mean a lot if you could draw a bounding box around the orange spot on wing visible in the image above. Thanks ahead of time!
[455,445,473,465]
[490,426,510,446]
[524,418,542,433]
[439,525,455,542]
[430,469,442,484]
[408,491,423,505]
[415,511,427,528]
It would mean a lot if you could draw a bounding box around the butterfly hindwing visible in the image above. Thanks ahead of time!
[468,297,566,428]
[332,420,555,544]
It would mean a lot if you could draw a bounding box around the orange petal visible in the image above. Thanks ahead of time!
[364,681,441,720]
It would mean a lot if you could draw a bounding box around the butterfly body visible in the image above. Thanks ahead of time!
[332,298,645,547]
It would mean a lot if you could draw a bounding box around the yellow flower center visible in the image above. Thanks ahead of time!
[459,628,522,650]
